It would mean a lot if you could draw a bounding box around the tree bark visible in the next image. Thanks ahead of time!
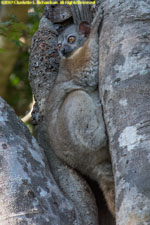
[0,97,78,225]
[99,0,150,224]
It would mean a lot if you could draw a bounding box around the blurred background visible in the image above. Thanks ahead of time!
[0,5,43,128]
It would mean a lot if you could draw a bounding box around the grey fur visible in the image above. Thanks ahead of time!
[58,24,88,58]
[45,7,115,216]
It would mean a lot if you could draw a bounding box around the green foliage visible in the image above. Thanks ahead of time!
[0,6,43,116]
[0,48,5,52]
[7,48,32,116]
[0,6,43,46]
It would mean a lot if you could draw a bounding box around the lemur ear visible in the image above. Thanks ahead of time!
[79,21,91,37]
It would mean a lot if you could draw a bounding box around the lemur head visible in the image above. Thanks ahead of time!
[57,21,90,58]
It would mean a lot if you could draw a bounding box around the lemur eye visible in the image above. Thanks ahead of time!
[68,36,75,44]
[57,43,62,50]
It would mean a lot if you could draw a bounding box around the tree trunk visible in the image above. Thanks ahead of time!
[99,0,150,224]
[0,97,78,225]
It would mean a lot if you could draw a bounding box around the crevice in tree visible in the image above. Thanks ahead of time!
[84,176,116,225]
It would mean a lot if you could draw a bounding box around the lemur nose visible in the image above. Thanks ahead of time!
[61,45,71,56]
[61,48,66,54]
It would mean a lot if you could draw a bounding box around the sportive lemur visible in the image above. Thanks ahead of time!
[45,8,115,216]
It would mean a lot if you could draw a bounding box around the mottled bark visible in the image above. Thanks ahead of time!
[99,0,150,224]
[0,6,29,98]
[0,97,78,225]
